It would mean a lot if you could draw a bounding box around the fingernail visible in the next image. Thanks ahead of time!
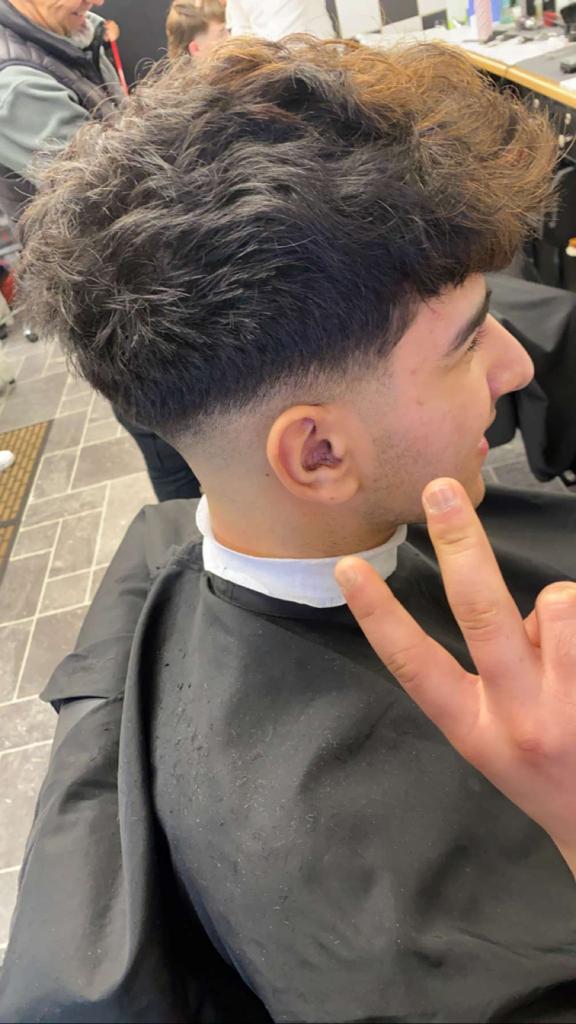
[335,564,357,591]
[423,482,458,514]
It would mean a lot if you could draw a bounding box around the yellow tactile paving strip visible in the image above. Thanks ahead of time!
[0,420,52,579]
[0,523,15,561]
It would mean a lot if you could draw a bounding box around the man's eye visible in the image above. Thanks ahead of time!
[465,328,485,356]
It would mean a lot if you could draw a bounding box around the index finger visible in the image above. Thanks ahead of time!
[422,478,537,695]
[335,557,478,740]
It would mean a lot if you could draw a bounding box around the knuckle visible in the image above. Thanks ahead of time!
[455,601,501,642]
[537,583,576,616]
[551,624,576,668]
[385,643,425,689]
[506,714,567,760]
[511,725,563,762]
[436,528,477,557]
[512,730,548,759]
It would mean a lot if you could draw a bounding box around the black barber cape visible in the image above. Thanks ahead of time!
[1,487,576,1023]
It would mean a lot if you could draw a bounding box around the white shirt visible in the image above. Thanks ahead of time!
[226,0,336,40]
[196,495,406,609]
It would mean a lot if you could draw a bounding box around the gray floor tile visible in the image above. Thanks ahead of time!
[0,870,19,947]
[63,374,91,399]
[44,411,87,454]
[0,352,24,381]
[89,393,114,424]
[41,572,90,614]
[23,483,106,528]
[0,372,67,432]
[46,355,67,373]
[95,471,156,566]
[2,338,33,357]
[0,553,50,625]
[50,510,102,578]
[18,606,88,699]
[482,466,498,485]
[0,697,56,754]
[11,521,58,559]
[2,325,39,352]
[0,372,15,399]
[72,435,146,491]
[59,393,92,416]
[17,348,51,383]
[0,621,33,703]
[89,565,108,602]
[31,449,77,502]
[0,743,51,869]
[485,434,526,469]
[492,460,567,494]
[83,419,122,445]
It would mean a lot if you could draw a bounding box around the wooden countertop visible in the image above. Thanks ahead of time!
[465,48,576,109]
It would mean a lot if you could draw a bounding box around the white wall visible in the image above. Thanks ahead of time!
[334,1,472,36]
[447,0,468,17]
[334,0,381,37]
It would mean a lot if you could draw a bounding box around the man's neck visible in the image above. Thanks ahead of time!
[197,496,406,607]
[206,492,397,560]
[9,0,66,35]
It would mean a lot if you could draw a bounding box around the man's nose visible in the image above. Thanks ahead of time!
[487,321,535,401]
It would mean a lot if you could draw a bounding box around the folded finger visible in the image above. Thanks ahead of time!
[535,583,576,696]
[523,607,540,649]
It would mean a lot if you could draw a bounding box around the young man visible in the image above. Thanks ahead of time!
[166,0,227,59]
[2,36,576,1024]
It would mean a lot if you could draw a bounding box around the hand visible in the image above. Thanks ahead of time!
[104,20,120,43]
[335,478,576,877]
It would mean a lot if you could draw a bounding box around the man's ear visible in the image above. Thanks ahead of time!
[266,405,361,505]
[187,40,200,55]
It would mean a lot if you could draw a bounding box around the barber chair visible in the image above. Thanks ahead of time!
[486,274,576,488]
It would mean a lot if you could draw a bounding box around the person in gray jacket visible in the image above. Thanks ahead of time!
[0,0,124,475]
[0,0,202,501]
[0,0,124,220]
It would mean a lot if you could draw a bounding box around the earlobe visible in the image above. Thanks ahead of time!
[266,406,360,505]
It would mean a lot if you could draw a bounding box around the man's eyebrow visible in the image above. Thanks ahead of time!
[444,289,492,357]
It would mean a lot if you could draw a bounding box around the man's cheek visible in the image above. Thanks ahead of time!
[410,411,454,461]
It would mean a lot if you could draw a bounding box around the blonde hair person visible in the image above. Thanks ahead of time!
[166,0,227,58]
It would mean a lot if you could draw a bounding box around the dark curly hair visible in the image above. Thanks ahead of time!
[19,36,556,438]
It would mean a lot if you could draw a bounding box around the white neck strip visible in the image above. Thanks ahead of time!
[196,496,407,609]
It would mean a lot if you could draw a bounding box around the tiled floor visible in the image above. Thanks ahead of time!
[0,323,156,962]
[0,322,572,966]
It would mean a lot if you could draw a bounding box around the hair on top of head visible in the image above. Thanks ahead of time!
[201,0,226,18]
[166,1,225,59]
[19,36,556,439]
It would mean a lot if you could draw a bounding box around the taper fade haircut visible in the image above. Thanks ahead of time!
[19,37,556,438]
